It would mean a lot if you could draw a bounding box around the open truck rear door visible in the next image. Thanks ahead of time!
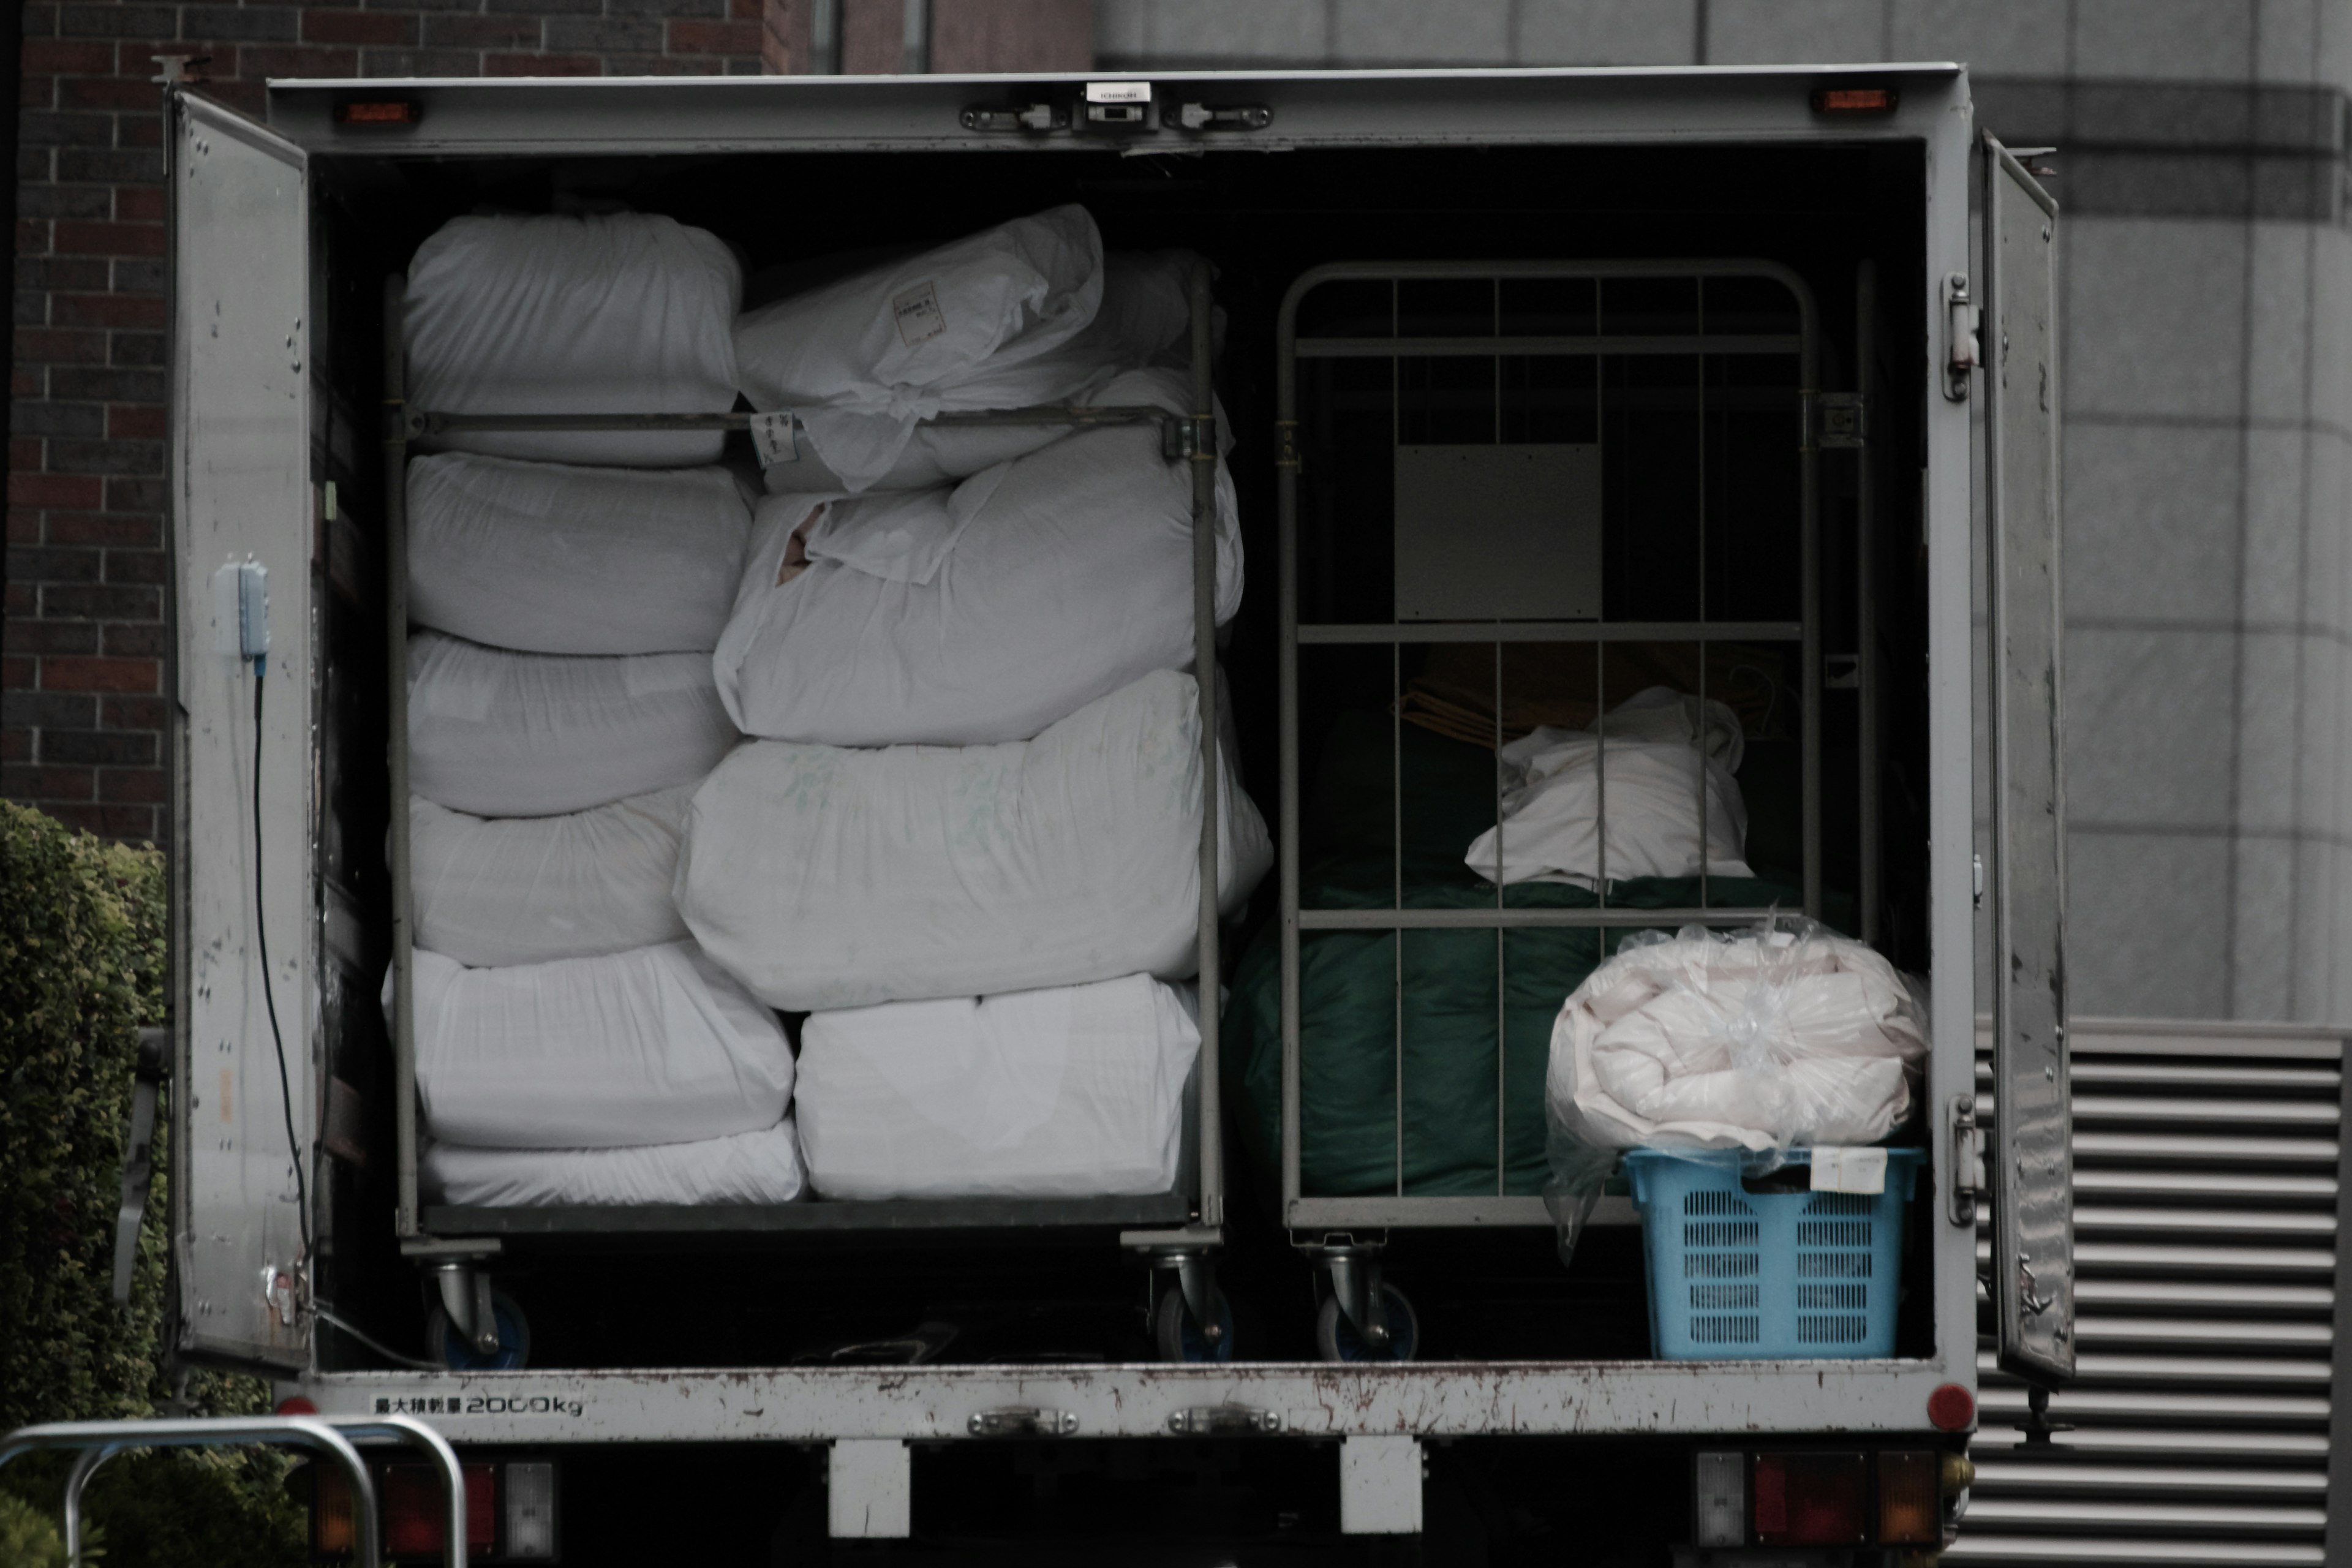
[167,89,314,1372]
[1982,133,2075,1385]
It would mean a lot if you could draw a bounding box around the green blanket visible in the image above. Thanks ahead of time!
[1224,713,1805,1199]
[1224,856,1803,1197]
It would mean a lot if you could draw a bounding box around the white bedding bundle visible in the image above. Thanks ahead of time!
[404,212,742,469]
[795,975,1199,1200]
[402,943,794,1150]
[407,454,752,655]
[1467,688,1754,886]
[405,631,736,818]
[422,1123,806,1208]
[733,205,1104,491]
[750,246,1205,495]
[677,670,1270,1011]
[410,787,693,967]
[1545,921,1928,1156]
[715,367,1241,747]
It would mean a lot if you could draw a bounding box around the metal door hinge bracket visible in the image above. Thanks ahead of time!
[1948,1095,1983,1227]
[1811,390,1868,448]
[1274,419,1301,471]
[1175,102,1272,131]
[961,102,1066,133]
[1944,273,1979,401]
[968,1407,1078,1439]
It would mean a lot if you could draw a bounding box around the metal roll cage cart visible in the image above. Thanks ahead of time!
[381,262,1234,1362]
[1273,259,1873,1353]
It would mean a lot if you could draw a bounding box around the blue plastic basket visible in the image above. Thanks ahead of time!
[1624,1147,1924,1360]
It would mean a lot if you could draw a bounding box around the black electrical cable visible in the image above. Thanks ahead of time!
[253,664,314,1268]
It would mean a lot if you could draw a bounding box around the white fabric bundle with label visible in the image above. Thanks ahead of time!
[757,249,1204,494]
[421,1121,806,1208]
[1467,688,1755,886]
[733,205,1113,491]
[407,454,753,655]
[795,975,1197,1200]
[409,786,693,967]
[397,943,793,1150]
[677,670,1272,1011]
[715,368,1242,747]
[404,212,742,468]
[1545,919,1928,1156]
[406,631,736,818]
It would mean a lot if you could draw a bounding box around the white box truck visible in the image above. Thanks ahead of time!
[154,62,2069,1562]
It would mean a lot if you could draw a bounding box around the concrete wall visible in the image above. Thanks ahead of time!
[1105,0,2352,1024]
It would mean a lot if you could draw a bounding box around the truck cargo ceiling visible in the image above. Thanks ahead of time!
[263,65,1963,157]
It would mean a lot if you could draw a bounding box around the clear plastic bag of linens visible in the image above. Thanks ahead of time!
[1540,913,1928,1264]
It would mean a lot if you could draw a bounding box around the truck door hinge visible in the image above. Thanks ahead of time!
[968,1407,1079,1439]
[960,102,1066,134]
[1169,1404,1282,1436]
[1944,273,1979,402]
[1947,1095,1983,1227]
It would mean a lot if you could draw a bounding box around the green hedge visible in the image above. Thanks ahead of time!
[0,802,306,1566]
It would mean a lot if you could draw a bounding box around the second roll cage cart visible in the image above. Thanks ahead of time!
[1272,258,1882,1353]
[378,262,1242,1365]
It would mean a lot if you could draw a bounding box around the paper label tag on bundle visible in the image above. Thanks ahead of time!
[892,281,946,347]
[750,412,798,468]
[1809,1147,1888,1194]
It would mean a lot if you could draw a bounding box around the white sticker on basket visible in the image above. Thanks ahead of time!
[1809,1147,1888,1195]
[750,411,797,468]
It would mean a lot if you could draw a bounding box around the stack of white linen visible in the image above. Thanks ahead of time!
[394,214,803,1207]
[682,209,1266,1199]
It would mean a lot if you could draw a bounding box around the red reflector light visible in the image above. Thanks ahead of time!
[273,1395,318,1415]
[1811,86,1899,115]
[334,100,420,126]
[382,1463,499,1556]
[1752,1452,1868,1546]
[1927,1381,1976,1431]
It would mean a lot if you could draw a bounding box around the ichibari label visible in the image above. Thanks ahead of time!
[892,280,946,347]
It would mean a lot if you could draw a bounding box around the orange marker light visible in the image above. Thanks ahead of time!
[334,101,420,126]
[1812,87,1900,115]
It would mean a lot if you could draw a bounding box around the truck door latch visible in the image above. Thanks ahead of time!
[1948,1095,1983,1227]
[1944,273,1979,402]
[968,1407,1079,1439]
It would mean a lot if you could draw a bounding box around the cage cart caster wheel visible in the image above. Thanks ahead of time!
[1314,1284,1419,1363]
[1155,1285,1236,1363]
[424,1290,531,1371]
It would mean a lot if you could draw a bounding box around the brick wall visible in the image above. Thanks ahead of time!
[1,1,771,845]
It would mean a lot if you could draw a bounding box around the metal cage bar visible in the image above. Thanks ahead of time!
[1273,258,1823,1232]
[383,270,1227,1243]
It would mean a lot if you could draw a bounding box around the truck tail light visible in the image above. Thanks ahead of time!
[382,1462,498,1556]
[1752,1452,1868,1545]
[1877,1450,1940,1544]
[1693,1451,1745,1546]
[334,100,420,126]
[314,1466,355,1555]
[505,1461,558,1558]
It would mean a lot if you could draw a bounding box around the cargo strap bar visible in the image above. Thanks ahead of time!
[0,1414,466,1568]
[405,402,1183,444]
[1297,619,1803,645]
[1294,332,1801,359]
[1298,906,1790,931]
